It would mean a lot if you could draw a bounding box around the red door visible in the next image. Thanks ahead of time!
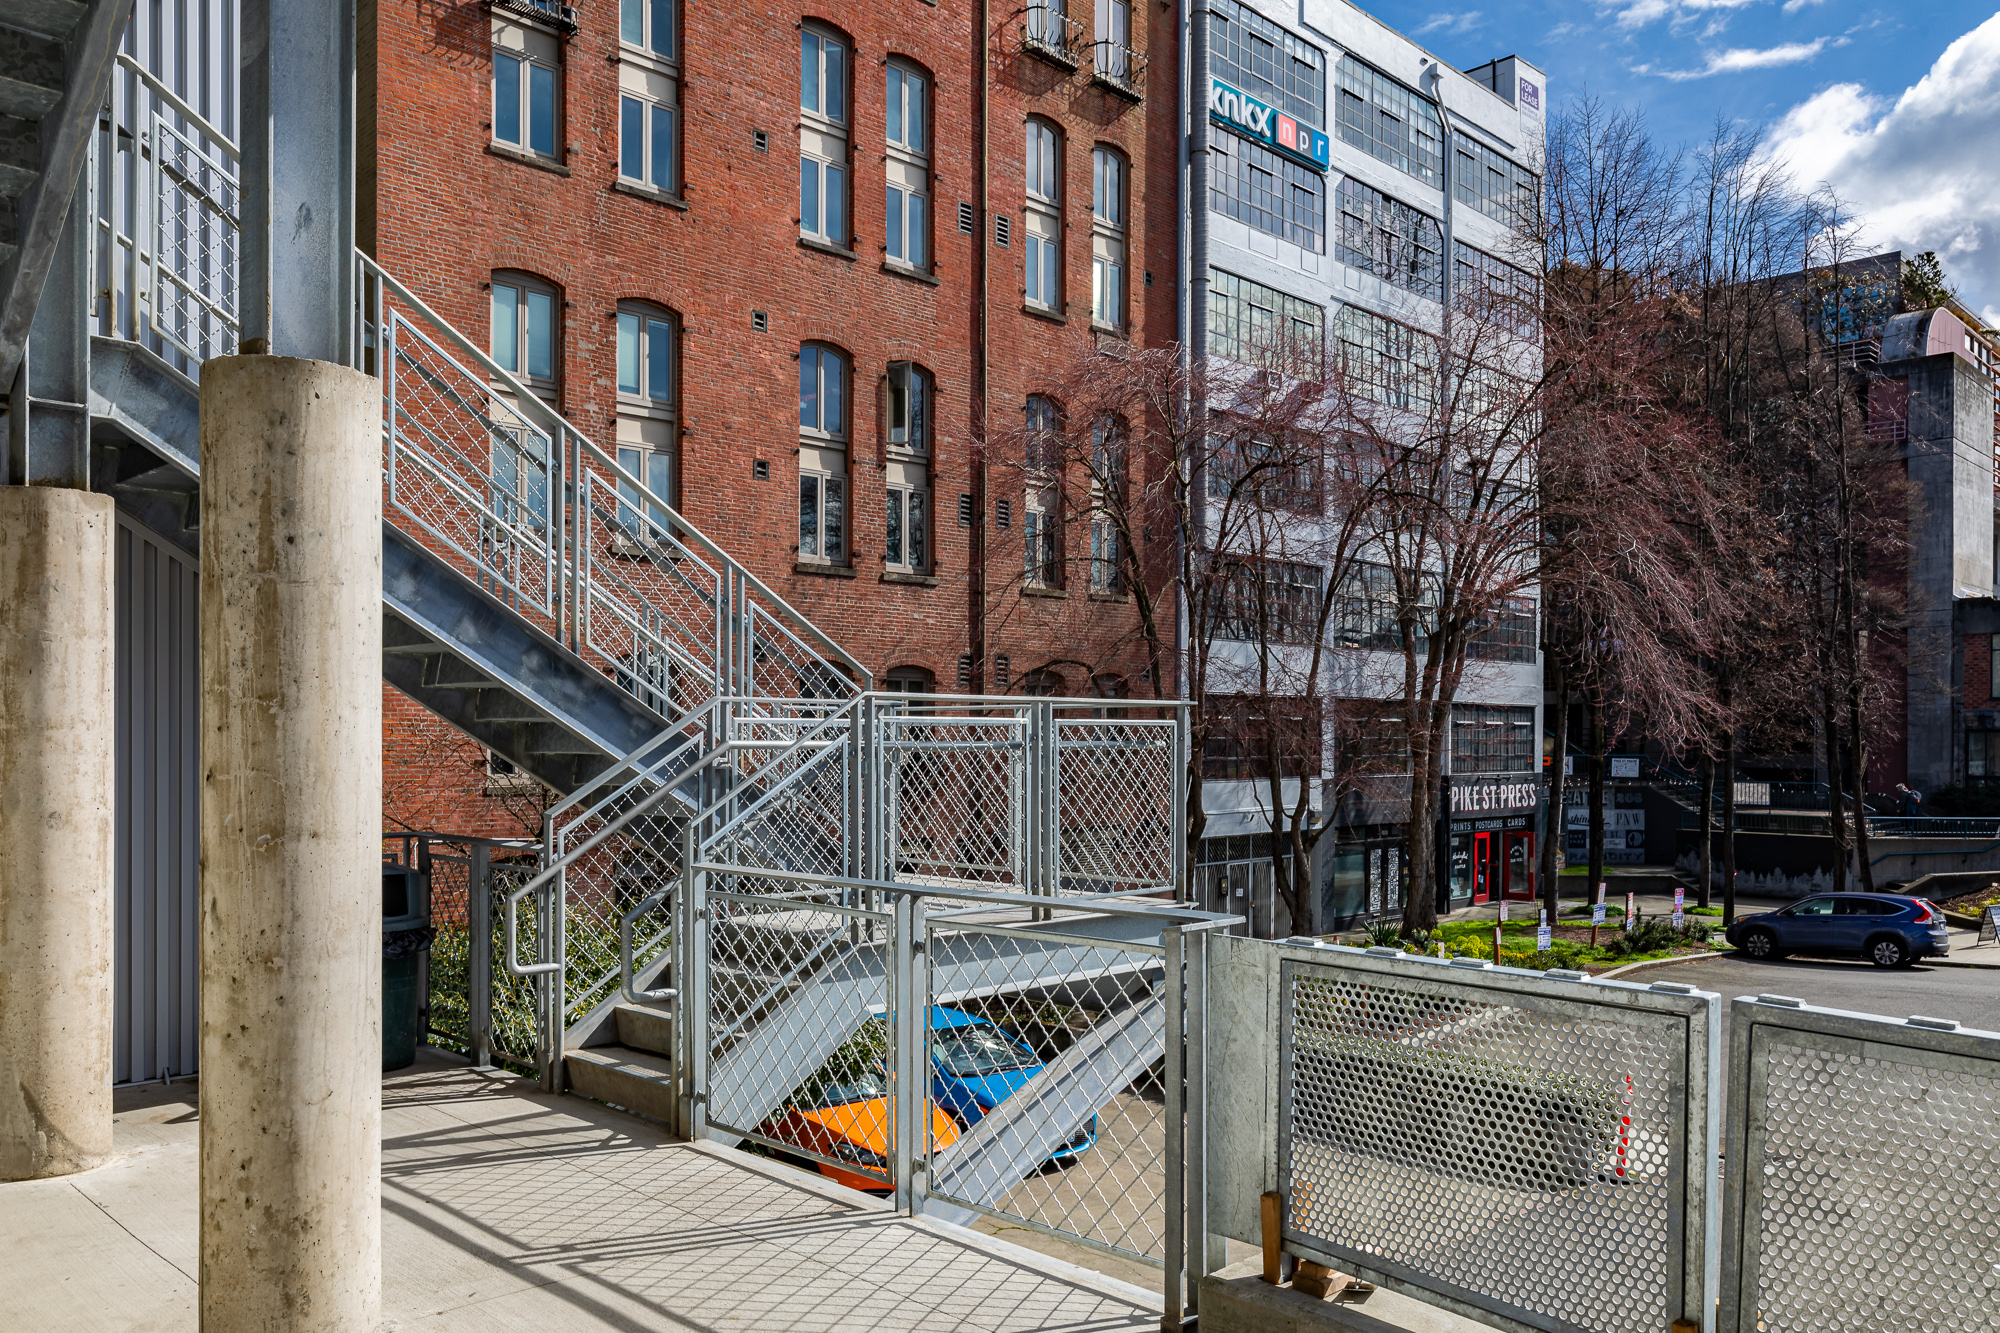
[1472,832,1492,904]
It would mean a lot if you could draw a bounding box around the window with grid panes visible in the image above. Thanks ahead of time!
[1332,560,1433,653]
[885,362,930,572]
[1453,240,1539,325]
[492,19,559,160]
[1451,704,1535,774]
[1208,268,1322,376]
[885,61,929,269]
[1024,120,1062,310]
[616,0,677,194]
[1335,177,1440,300]
[1208,0,1324,132]
[1452,134,1538,225]
[799,27,849,246]
[1205,558,1320,644]
[1210,129,1325,252]
[1467,597,1536,663]
[1334,55,1442,188]
[1024,486,1058,587]
[1088,417,1123,593]
[1334,303,1433,409]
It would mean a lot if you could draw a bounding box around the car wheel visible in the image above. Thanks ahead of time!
[1869,936,1910,969]
[1740,927,1782,961]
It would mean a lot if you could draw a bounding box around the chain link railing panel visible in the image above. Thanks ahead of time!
[1721,997,2000,1333]
[887,716,1027,887]
[1056,719,1177,894]
[925,907,1173,1266]
[1277,949,1718,1333]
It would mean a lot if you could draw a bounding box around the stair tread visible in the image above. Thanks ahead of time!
[566,1043,674,1081]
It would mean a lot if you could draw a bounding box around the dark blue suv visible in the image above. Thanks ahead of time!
[1726,894,1949,968]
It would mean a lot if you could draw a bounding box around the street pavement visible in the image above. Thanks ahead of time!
[1616,948,2000,1051]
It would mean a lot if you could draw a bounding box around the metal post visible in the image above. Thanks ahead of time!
[238,0,355,361]
[1162,924,1187,1329]
[1173,705,1190,902]
[7,193,93,487]
[891,890,919,1214]
[539,864,565,1092]
[683,823,709,1141]
[1187,927,1220,1307]
[469,842,493,1068]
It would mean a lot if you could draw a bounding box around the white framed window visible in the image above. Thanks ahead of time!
[1094,0,1134,82]
[884,665,935,693]
[491,272,559,397]
[799,343,845,439]
[1090,518,1120,592]
[1024,393,1060,471]
[885,470,928,572]
[492,20,559,160]
[1024,120,1061,310]
[800,27,849,247]
[885,60,929,270]
[619,65,678,193]
[1090,145,1126,328]
[614,303,676,538]
[1024,485,1059,587]
[887,361,927,451]
[619,0,674,57]
[1089,416,1122,592]
[799,343,848,564]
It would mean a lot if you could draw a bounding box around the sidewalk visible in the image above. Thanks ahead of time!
[1,1050,1163,1332]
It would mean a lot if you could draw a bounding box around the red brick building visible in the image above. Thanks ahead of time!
[360,0,1181,829]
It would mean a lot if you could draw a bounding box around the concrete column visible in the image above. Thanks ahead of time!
[0,487,115,1181]
[199,355,381,1332]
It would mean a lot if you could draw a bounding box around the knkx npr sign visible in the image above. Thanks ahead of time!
[1209,78,1330,172]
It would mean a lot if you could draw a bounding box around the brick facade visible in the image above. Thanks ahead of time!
[364,1,1178,831]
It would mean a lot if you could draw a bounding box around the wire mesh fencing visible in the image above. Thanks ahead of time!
[1721,996,2000,1333]
[1271,947,1718,1333]
[924,904,1177,1267]
[885,713,1027,887]
[1056,718,1178,894]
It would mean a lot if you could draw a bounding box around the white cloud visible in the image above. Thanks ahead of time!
[1415,10,1485,36]
[1781,0,1826,13]
[1764,13,2000,324]
[1639,39,1828,80]
[1607,0,1757,30]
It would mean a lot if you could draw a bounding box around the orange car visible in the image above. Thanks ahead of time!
[758,1065,960,1193]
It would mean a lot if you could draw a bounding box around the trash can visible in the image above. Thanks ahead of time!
[382,862,432,1071]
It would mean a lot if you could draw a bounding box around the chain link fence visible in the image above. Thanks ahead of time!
[1056,718,1179,894]
[1720,995,2000,1333]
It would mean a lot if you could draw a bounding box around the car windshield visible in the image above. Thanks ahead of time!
[803,1066,888,1108]
[932,1024,1038,1078]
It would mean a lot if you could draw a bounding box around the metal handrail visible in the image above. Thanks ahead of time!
[619,887,678,1005]
[355,252,870,688]
[114,53,238,162]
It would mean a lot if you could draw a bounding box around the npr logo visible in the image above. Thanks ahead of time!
[1208,78,1330,171]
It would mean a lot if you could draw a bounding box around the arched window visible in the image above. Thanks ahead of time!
[884,665,935,693]
[1024,119,1062,310]
[1090,146,1127,329]
[885,59,930,271]
[490,270,560,398]
[800,24,850,247]
[615,301,677,535]
[799,343,849,563]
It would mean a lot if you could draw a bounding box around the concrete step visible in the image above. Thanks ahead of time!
[613,1001,674,1057]
[563,1044,676,1123]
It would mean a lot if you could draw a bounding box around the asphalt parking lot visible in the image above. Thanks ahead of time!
[1618,948,2000,1049]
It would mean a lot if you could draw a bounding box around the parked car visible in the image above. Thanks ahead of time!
[1725,894,1949,968]
[927,1006,1097,1161]
[758,1064,960,1194]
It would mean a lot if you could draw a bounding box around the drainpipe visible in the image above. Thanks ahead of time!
[969,0,991,694]
[1183,0,1209,704]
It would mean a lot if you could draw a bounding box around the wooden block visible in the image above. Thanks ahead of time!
[1293,1260,1341,1300]
[1260,1191,1282,1285]
[1669,1321,1699,1333]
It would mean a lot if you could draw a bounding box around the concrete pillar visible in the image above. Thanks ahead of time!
[199,355,381,1332]
[0,487,115,1181]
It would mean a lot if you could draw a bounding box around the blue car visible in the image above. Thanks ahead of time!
[927,1007,1097,1161]
[1725,893,1949,968]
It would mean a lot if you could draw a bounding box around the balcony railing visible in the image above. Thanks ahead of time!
[1020,5,1083,70]
[1091,40,1146,101]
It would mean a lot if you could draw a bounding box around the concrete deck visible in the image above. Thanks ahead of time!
[1,1050,1165,1332]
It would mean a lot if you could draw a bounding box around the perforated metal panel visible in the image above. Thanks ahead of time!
[1277,952,1718,1333]
[1722,998,2000,1333]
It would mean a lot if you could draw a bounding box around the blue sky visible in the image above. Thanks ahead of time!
[1353,2,2000,322]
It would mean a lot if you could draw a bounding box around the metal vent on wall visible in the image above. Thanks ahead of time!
[994,215,1010,246]
[958,493,974,526]
[995,499,1011,529]
[958,201,975,234]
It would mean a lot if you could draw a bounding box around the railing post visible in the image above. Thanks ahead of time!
[468,842,493,1069]
[1173,705,1191,901]
[891,890,923,1215]
[682,822,708,1141]
[538,865,565,1093]
[1163,924,1187,1329]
